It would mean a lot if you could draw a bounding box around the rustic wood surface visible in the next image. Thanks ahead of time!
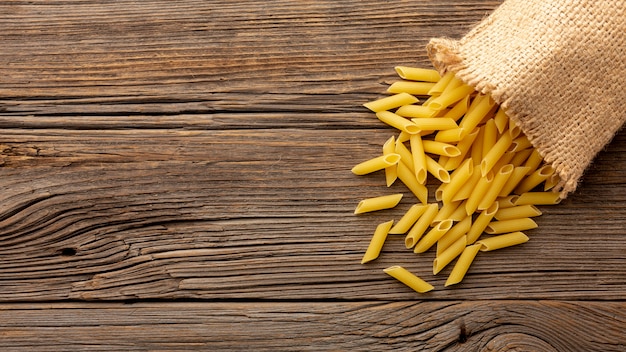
[0,0,624,351]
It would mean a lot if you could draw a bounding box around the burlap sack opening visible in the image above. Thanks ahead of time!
[427,0,626,198]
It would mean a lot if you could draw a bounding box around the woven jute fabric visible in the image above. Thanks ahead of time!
[427,0,626,197]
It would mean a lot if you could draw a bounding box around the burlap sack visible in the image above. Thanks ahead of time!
[427,0,626,197]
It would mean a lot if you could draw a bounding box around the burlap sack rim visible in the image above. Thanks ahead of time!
[426,38,574,198]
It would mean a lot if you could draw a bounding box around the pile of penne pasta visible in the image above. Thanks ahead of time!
[353,66,561,293]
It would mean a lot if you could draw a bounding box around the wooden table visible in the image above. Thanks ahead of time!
[1,1,624,350]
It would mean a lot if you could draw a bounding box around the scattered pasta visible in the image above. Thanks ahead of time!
[354,66,563,294]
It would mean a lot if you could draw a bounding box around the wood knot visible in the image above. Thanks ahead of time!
[483,332,559,352]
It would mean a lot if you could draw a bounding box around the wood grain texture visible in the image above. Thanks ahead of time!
[0,0,624,350]
[0,301,624,351]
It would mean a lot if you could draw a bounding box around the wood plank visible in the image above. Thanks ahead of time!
[0,0,502,116]
[0,301,624,351]
[0,127,623,301]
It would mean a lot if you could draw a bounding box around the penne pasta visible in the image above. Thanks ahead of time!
[478,164,514,210]
[434,235,467,274]
[425,154,450,183]
[451,169,482,202]
[443,127,480,170]
[361,220,394,264]
[351,153,401,175]
[480,131,513,176]
[493,107,509,134]
[441,158,474,203]
[514,165,555,194]
[414,219,453,253]
[363,92,419,112]
[384,265,434,293]
[410,117,458,131]
[428,84,475,110]
[508,118,522,139]
[465,171,494,215]
[494,205,542,221]
[510,135,533,152]
[435,127,466,143]
[510,148,533,167]
[410,134,428,184]
[484,217,538,234]
[497,195,520,209]
[389,204,428,234]
[498,166,532,197]
[437,215,472,255]
[443,95,470,121]
[432,200,462,224]
[376,111,421,134]
[383,136,398,187]
[544,173,560,191]
[466,202,499,244]
[405,203,438,248]
[523,149,544,175]
[445,244,481,287]
[387,81,436,95]
[482,119,498,161]
[396,161,429,204]
[394,66,441,82]
[422,140,461,157]
[427,71,454,96]
[354,194,403,214]
[396,104,439,119]
[459,93,496,133]
[477,232,529,252]
[395,139,415,173]
[514,192,561,205]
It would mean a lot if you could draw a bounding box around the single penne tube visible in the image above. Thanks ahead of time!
[410,117,458,131]
[410,134,428,184]
[450,167,482,202]
[441,158,474,203]
[354,193,403,214]
[497,195,520,209]
[498,166,532,197]
[361,220,394,264]
[443,95,470,121]
[437,215,471,255]
[523,149,544,175]
[484,217,538,234]
[395,104,439,119]
[477,232,529,252]
[469,126,485,166]
[351,153,401,175]
[376,111,421,134]
[480,131,513,176]
[494,205,542,221]
[465,171,494,215]
[383,265,434,293]
[396,161,429,204]
[514,192,561,205]
[432,200,462,224]
[481,119,498,160]
[434,235,467,274]
[435,127,465,143]
[443,127,480,170]
[448,200,470,222]
[428,84,475,110]
[510,148,533,167]
[389,204,428,234]
[397,130,411,143]
[440,76,463,96]
[383,136,398,187]
[395,139,415,173]
[405,203,438,248]
[394,66,441,82]
[445,244,481,287]
[478,164,514,210]
[493,107,509,134]
[508,118,522,139]
[514,165,555,194]
[459,93,496,132]
[387,81,436,95]
[491,151,516,174]
[427,71,455,96]
[363,92,419,112]
[414,219,453,253]
[544,172,560,191]
[425,154,450,183]
[422,140,461,157]
[466,202,499,244]
[510,135,533,152]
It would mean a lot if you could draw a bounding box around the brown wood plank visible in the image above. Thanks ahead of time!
[0,301,624,351]
[0,127,623,301]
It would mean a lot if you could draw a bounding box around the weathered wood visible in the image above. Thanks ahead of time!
[0,301,624,351]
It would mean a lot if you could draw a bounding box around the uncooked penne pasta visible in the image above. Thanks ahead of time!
[422,140,461,157]
[432,200,462,224]
[459,93,495,133]
[396,161,428,204]
[508,118,521,139]
[425,154,450,183]
[498,166,532,197]
[443,95,470,121]
[443,127,479,170]
[437,215,471,255]
[493,107,508,134]
[363,92,419,112]
[396,104,439,119]
[477,232,529,252]
[351,153,401,175]
[494,204,542,221]
[376,111,421,134]
[384,265,434,293]
[466,202,499,244]
[451,167,481,202]
[361,220,394,264]
[413,219,453,253]
[510,135,532,152]
[435,127,466,143]
[410,134,428,184]
[434,235,467,274]
[480,132,513,176]
[478,164,514,210]
[465,171,494,215]
[428,84,475,110]
[383,136,398,187]
[410,117,458,131]
[387,81,436,95]
[514,165,554,194]
[482,119,497,160]
[405,203,438,248]
[497,195,520,209]
[394,66,441,82]
[354,194,403,214]
[441,158,474,203]
[523,149,544,175]
[427,71,454,96]
[515,192,561,205]
[389,204,428,234]
[484,217,538,234]
[445,244,481,287]
[395,139,415,173]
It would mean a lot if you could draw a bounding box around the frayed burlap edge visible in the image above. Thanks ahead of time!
[426,38,576,199]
